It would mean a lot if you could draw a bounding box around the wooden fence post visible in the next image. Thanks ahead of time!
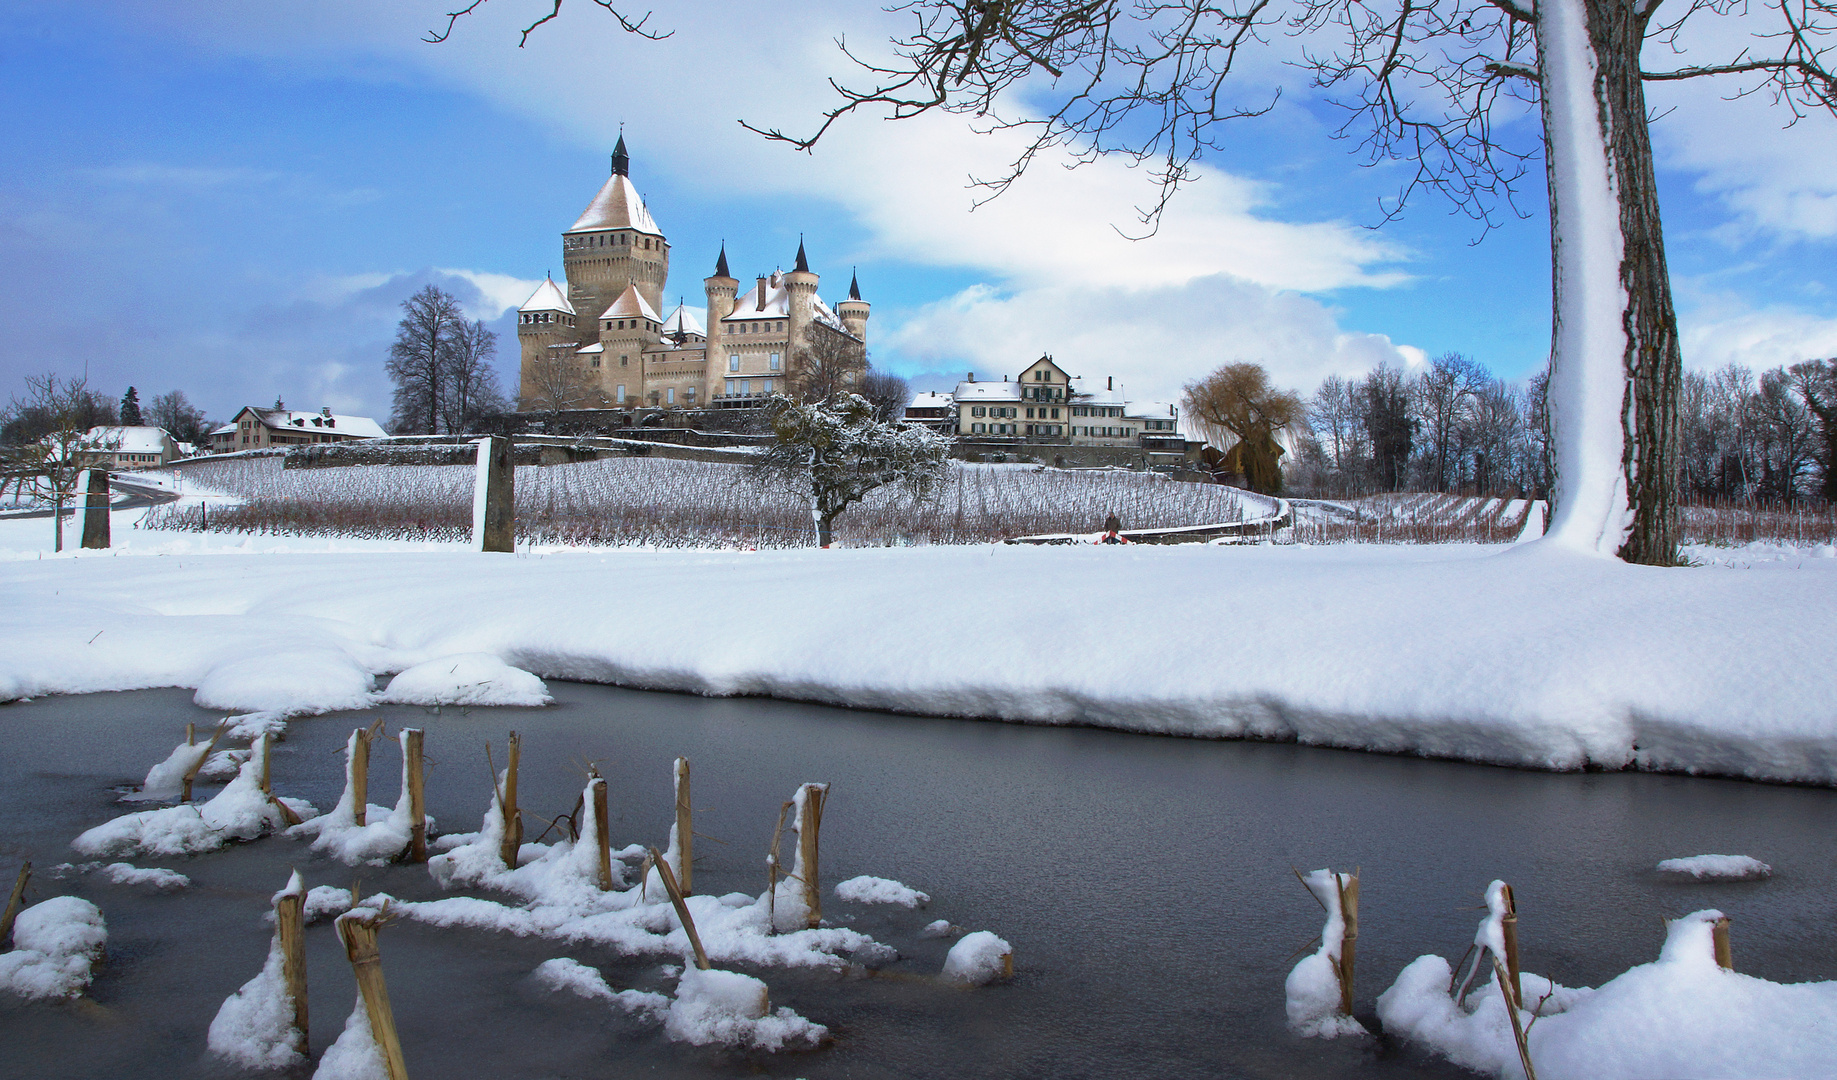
[498,732,521,869]
[674,757,692,895]
[350,722,380,827]
[473,436,514,553]
[402,729,426,863]
[337,908,409,1080]
[1334,870,1359,1019]
[80,468,110,550]
[274,872,308,1054]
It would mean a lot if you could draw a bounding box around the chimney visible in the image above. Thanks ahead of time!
[967,372,974,382]
[321,406,331,417]
[756,276,767,309]
[1107,376,1113,391]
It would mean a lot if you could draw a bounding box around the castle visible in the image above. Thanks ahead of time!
[516,137,868,412]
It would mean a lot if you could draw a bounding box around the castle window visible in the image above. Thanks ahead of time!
[667,388,675,405]
[621,355,629,366]
[762,379,773,394]
[728,354,739,372]
[769,353,780,370]
[591,358,601,368]
[616,385,627,403]
[686,387,696,400]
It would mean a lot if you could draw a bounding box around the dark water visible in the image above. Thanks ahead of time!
[3,684,1834,1079]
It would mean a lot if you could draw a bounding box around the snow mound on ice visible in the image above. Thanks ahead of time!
[288,730,428,865]
[302,885,355,923]
[533,957,667,1017]
[1286,869,1368,1038]
[942,931,1013,985]
[209,873,305,1073]
[920,919,959,938]
[100,863,189,889]
[834,875,929,908]
[0,896,108,1000]
[73,741,316,858]
[312,995,388,1080]
[1378,909,1837,1079]
[381,653,550,707]
[665,964,826,1050]
[123,738,214,802]
[195,649,376,715]
[1657,854,1771,880]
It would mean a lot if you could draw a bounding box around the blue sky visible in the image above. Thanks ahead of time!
[2,0,1833,426]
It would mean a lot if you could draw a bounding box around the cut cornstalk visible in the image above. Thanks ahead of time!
[589,772,613,891]
[765,800,792,933]
[674,757,692,895]
[1501,882,1522,1009]
[1494,957,1537,1080]
[402,729,427,863]
[497,732,522,869]
[1713,914,1733,970]
[258,733,273,794]
[1333,870,1360,1019]
[274,872,308,1054]
[350,723,379,827]
[796,783,828,928]
[181,721,228,803]
[337,907,409,1080]
[2,861,30,950]
[649,846,710,971]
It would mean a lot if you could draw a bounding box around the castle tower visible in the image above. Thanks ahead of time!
[561,134,670,339]
[837,270,870,344]
[597,283,662,406]
[517,276,577,406]
[783,238,819,361]
[703,244,738,399]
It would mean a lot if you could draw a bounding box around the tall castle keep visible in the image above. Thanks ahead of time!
[517,137,868,412]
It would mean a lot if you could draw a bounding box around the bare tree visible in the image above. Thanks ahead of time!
[786,328,868,404]
[860,366,913,423]
[1416,353,1489,492]
[387,286,465,435]
[442,319,507,433]
[1362,364,1417,493]
[1184,363,1304,494]
[521,349,599,415]
[1789,360,1837,500]
[7,373,113,551]
[147,390,212,448]
[755,392,952,547]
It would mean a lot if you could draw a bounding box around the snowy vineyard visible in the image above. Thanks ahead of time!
[142,456,1246,547]
[1291,492,1837,547]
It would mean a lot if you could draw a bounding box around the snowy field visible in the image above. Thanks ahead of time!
[4,504,1836,785]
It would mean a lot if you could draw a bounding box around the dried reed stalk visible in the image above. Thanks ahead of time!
[649,846,710,970]
[1,862,30,949]
[181,721,228,802]
[674,757,692,895]
[350,720,384,827]
[1500,882,1522,1009]
[589,772,613,891]
[1333,870,1359,1018]
[798,783,828,929]
[274,878,308,1052]
[1493,957,1537,1080]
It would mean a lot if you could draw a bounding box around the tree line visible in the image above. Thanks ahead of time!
[3,378,214,449]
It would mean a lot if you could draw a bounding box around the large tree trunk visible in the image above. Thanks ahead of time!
[1537,0,1682,564]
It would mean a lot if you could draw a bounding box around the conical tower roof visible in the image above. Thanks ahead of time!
[793,237,810,274]
[519,276,574,315]
[848,269,862,301]
[713,243,731,279]
[570,138,658,234]
[603,282,662,323]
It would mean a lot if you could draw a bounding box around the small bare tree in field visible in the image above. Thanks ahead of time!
[9,373,112,551]
[522,349,601,415]
[787,328,868,405]
[755,393,951,547]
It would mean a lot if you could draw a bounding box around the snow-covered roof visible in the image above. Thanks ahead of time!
[954,381,1022,403]
[245,408,386,439]
[726,273,791,321]
[86,426,174,454]
[1068,377,1126,406]
[568,173,660,235]
[210,423,235,436]
[1126,401,1177,420]
[520,277,574,315]
[662,303,706,338]
[905,392,955,411]
[603,283,662,323]
[576,342,604,354]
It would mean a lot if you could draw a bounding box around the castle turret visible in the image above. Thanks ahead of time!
[703,244,739,404]
[783,238,820,360]
[562,135,670,334]
[837,269,870,344]
[516,276,578,407]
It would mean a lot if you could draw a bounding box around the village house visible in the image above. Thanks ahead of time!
[951,356,1179,448]
[83,426,182,469]
[210,405,386,453]
[901,392,956,432]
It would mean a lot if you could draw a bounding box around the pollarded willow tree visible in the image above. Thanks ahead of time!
[433,0,1835,563]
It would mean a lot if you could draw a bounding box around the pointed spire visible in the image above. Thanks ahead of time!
[794,235,809,274]
[611,132,629,177]
[714,242,730,279]
[848,267,862,301]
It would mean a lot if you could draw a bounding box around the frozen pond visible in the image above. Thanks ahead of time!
[4,683,1835,1078]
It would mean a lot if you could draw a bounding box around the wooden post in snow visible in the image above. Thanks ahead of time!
[350,721,380,827]
[336,908,409,1080]
[2,862,30,950]
[1713,914,1734,970]
[80,468,110,550]
[674,757,692,895]
[497,732,522,869]
[274,872,308,1054]
[472,436,514,553]
[1334,870,1359,1019]
[402,729,427,863]
[797,783,827,928]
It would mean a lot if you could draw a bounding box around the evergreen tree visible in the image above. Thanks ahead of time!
[119,387,142,427]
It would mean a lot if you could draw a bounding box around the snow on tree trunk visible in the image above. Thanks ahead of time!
[1538,0,1682,564]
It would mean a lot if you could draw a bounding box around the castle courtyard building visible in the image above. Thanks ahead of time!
[518,137,867,413]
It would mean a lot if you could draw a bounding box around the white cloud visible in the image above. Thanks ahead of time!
[883,275,1418,404]
[1681,297,1837,372]
[436,269,544,319]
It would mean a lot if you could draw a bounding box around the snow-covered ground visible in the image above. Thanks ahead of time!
[3,505,1836,783]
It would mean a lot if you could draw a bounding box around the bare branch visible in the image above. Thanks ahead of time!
[1482,0,1536,22]
[425,0,671,46]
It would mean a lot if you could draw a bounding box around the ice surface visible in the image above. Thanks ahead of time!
[382,653,550,707]
[1657,854,1772,880]
[834,875,930,908]
[0,895,107,1000]
[74,737,316,858]
[942,931,1013,985]
[1378,910,1837,1079]
[1285,869,1367,1037]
